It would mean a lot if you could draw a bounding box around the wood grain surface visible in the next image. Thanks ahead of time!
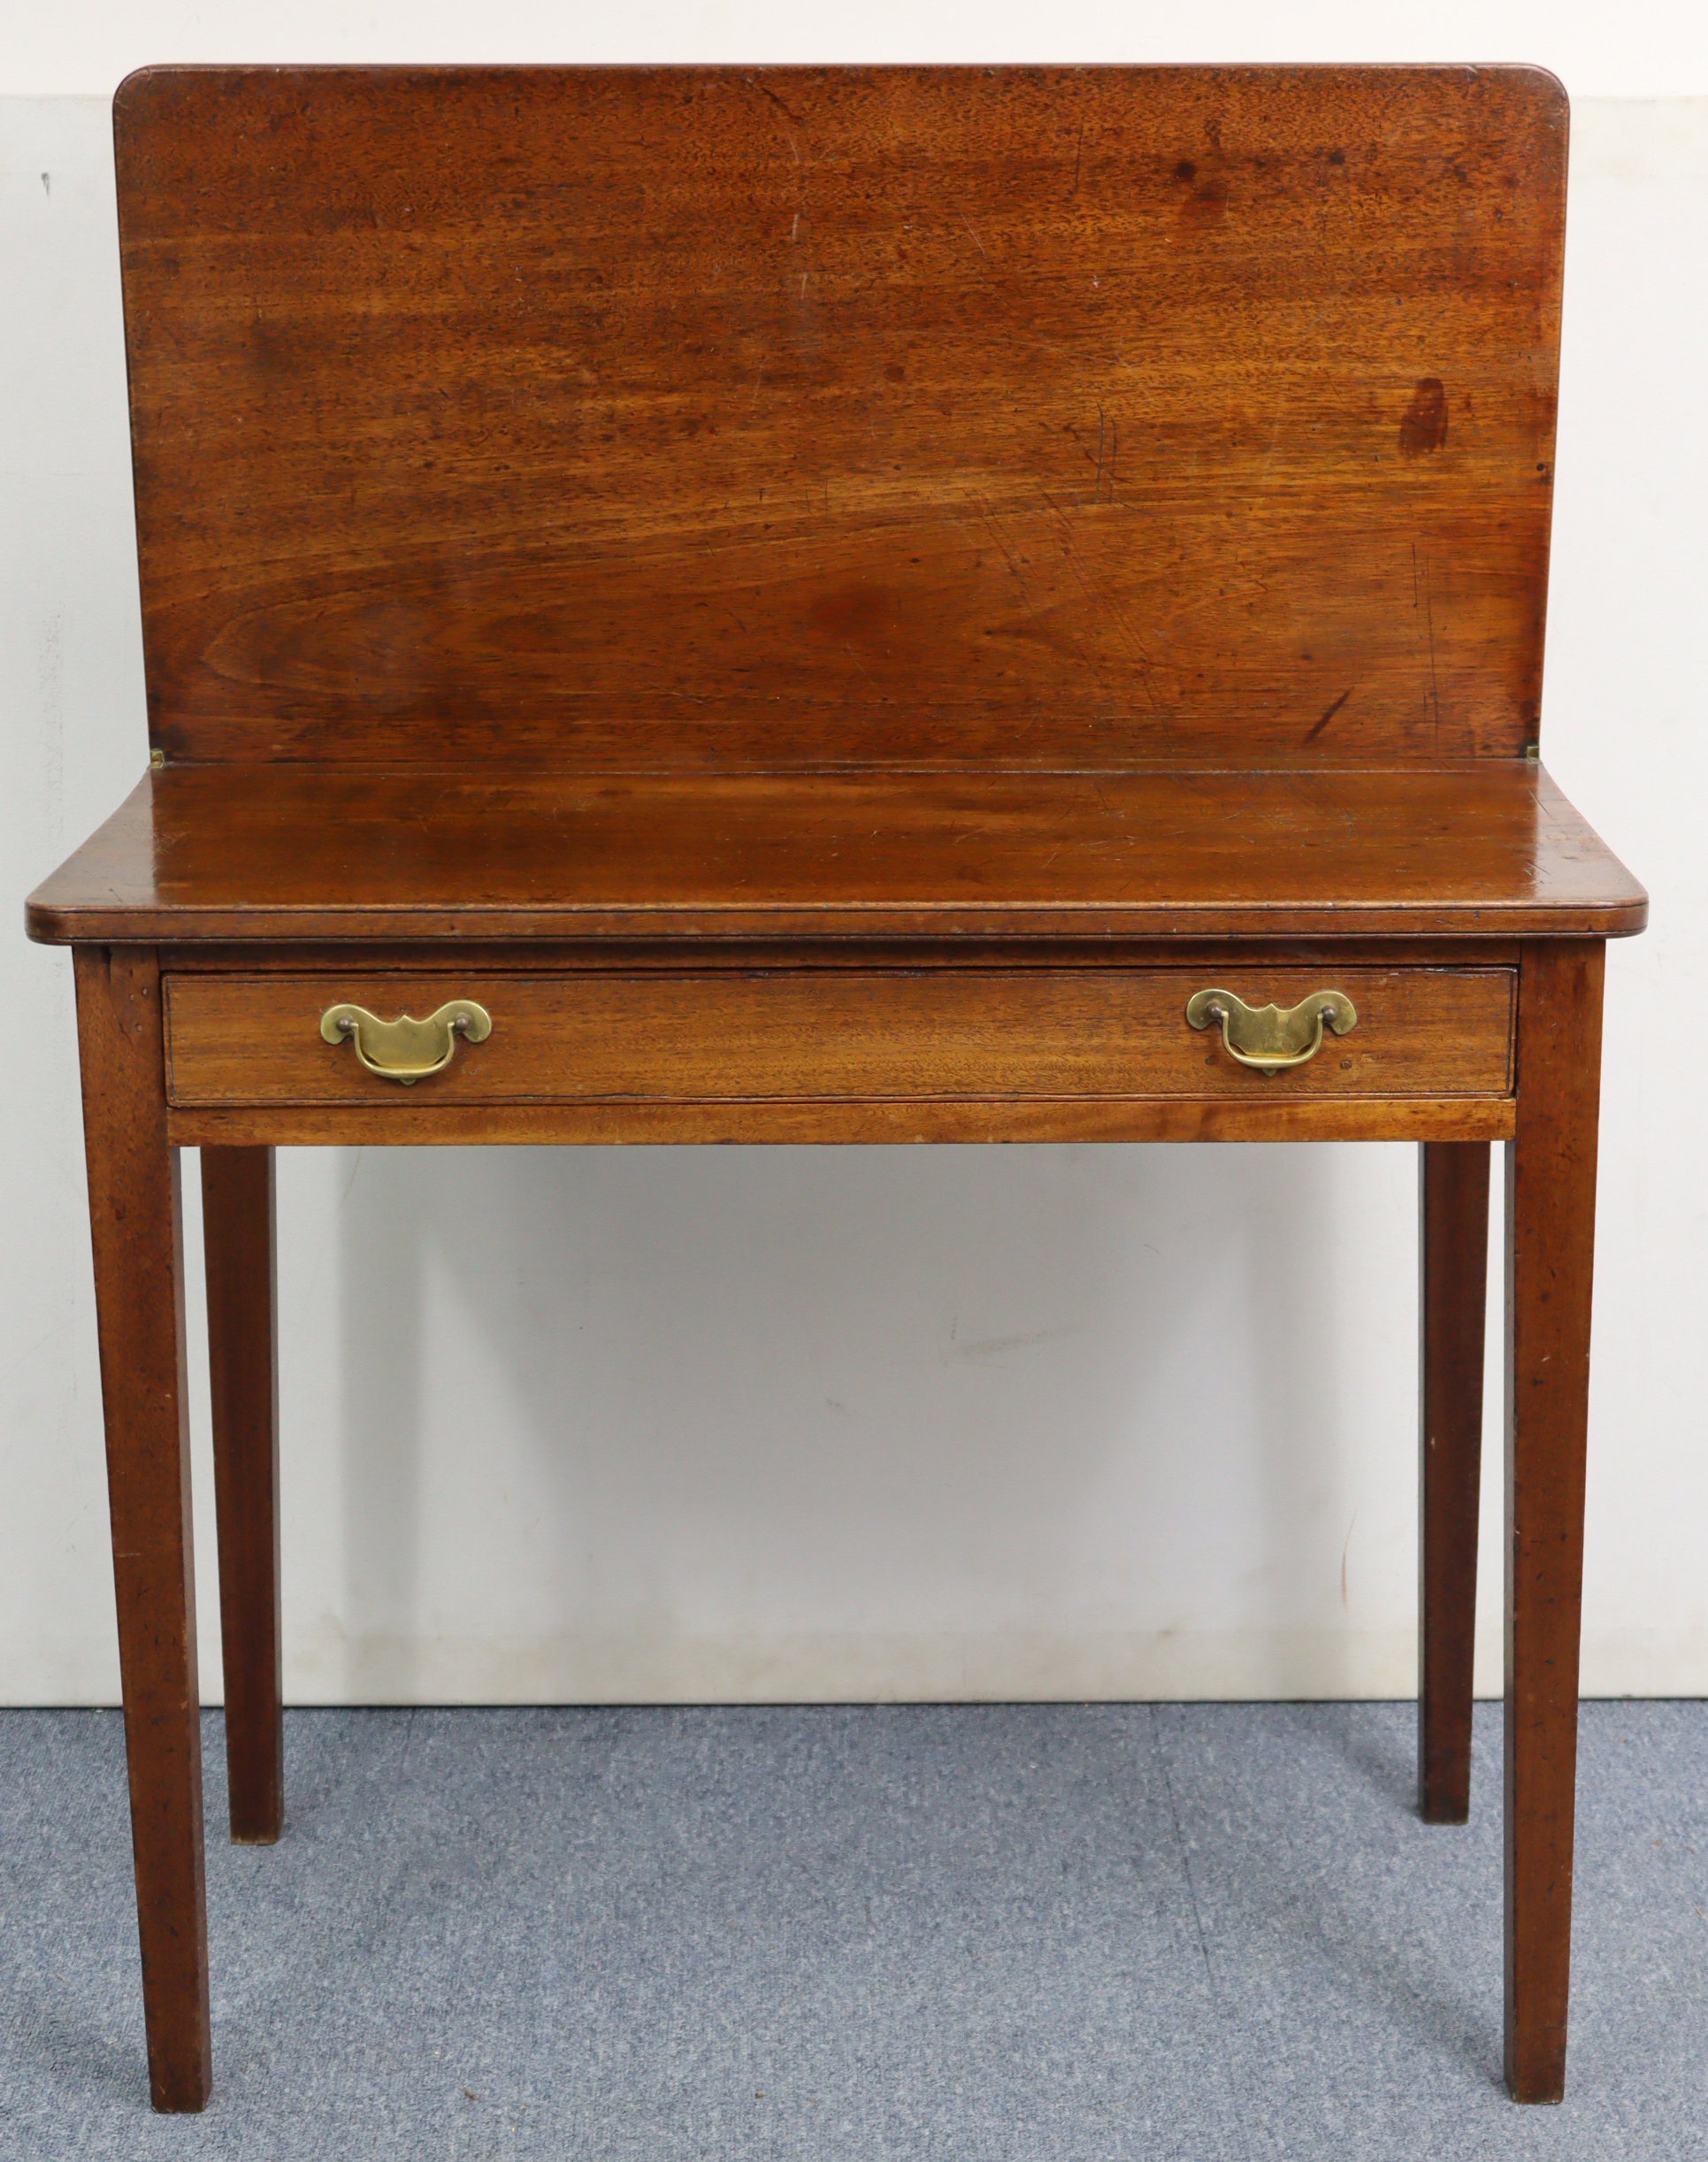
[25,763,1645,946]
[162,964,1514,1106]
[165,1094,1518,1148]
[1418,1139,1491,1824]
[201,1146,283,1846]
[147,935,1529,973]
[73,947,211,2112]
[113,65,1566,772]
[1504,938,1604,2101]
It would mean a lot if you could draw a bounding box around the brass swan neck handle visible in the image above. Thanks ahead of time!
[319,1000,492,1085]
[1185,987,1357,1076]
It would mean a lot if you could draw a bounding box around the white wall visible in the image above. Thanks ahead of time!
[3,7,1704,1706]
[5,2,1707,99]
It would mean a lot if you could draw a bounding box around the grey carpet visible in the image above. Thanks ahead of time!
[2,1702,1704,2159]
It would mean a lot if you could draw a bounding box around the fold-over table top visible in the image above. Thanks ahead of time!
[35,68,1640,952]
[27,763,1645,944]
[113,65,1569,776]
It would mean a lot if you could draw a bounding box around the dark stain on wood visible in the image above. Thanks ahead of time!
[1402,377,1451,457]
[1178,172,1229,226]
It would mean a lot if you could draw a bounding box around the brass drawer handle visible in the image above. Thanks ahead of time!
[319,1000,492,1085]
[1185,986,1357,1076]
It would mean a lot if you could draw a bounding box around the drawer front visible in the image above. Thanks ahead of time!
[164,969,1514,1107]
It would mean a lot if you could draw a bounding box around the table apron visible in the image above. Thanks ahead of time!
[163,965,1514,1116]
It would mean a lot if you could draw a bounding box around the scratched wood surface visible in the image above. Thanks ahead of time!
[114,64,1566,772]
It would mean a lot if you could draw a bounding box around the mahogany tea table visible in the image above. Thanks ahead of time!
[24,63,1645,2111]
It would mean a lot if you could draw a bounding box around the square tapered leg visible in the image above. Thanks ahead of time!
[203,1145,283,1844]
[1504,939,1603,2103]
[1419,1140,1491,1822]
[75,946,212,2112]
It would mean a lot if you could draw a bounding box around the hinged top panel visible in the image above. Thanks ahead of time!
[115,64,1566,770]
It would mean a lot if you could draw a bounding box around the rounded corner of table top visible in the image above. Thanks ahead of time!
[24,884,119,947]
[23,892,77,947]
